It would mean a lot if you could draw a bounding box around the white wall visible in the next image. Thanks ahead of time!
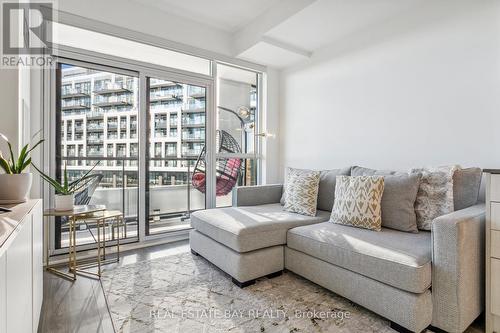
[279,1,500,177]
[0,69,20,155]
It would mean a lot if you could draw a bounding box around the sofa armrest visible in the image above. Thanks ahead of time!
[232,184,283,207]
[431,203,485,333]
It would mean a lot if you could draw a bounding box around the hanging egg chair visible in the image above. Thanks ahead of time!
[192,130,243,196]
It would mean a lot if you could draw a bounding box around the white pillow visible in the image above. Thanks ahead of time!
[283,170,320,216]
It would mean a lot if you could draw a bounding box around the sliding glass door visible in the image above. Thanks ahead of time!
[146,77,207,235]
[55,61,140,249]
[51,55,261,252]
[215,63,261,207]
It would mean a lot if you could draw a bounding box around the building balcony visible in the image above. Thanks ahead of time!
[149,92,182,101]
[61,88,90,99]
[87,112,104,120]
[182,133,205,142]
[61,103,90,111]
[74,126,84,132]
[87,137,104,144]
[181,119,205,127]
[93,97,133,107]
[155,120,168,128]
[181,149,202,157]
[87,150,104,157]
[108,123,118,129]
[87,124,104,132]
[93,83,132,94]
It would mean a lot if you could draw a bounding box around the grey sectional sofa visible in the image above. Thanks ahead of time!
[189,168,485,333]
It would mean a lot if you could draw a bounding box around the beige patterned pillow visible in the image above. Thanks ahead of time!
[330,176,385,231]
[284,171,321,216]
[410,165,458,230]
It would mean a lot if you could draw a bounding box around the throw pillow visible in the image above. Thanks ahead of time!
[453,167,482,211]
[316,167,352,211]
[280,167,352,212]
[283,171,321,216]
[410,165,459,230]
[350,167,422,233]
[330,176,385,231]
[280,167,314,205]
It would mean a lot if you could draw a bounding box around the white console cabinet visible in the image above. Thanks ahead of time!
[0,200,43,333]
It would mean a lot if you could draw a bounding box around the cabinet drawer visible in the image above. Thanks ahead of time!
[492,231,500,259]
[491,175,500,202]
[492,258,500,316]
[492,203,500,230]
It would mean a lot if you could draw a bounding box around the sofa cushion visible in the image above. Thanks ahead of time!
[411,165,458,230]
[317,167,352,211]
[284,170,320,216]
[349,167,422,233]
[453,167,482,210]
[351,166,396,176]
[287,222,432,293]
[330,176,385,231]
[280,167,352,211]
[190,203,330,253]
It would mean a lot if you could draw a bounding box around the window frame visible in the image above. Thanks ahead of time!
[45,29,265,255]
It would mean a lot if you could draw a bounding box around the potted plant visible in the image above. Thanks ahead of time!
[32,162,98,211]
[0,134,43,204]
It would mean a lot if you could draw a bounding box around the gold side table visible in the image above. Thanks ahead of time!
[44,205,106,281]
[75,210,125,278]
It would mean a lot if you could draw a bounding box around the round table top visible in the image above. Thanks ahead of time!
[44,205,106,217]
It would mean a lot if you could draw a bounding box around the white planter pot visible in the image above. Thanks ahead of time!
[0,173,33,204]
[54,194,74,211]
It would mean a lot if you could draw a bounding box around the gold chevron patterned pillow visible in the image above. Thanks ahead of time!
[284,171,321,216]
[330,176,385,231]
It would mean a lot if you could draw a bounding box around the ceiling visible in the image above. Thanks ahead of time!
[124,0,425,69]
[130,0,281,33]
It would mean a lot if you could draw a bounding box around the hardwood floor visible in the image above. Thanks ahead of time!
[38,240,190,333]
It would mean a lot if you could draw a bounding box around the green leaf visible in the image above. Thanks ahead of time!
[63,163,68,192]
[32,164,68,194]
[68,162,99,192]
[0,157,12,174]
[7,142,15,173]
[16,144,28,173]
[26,139,44,155]
[20,157,32,173]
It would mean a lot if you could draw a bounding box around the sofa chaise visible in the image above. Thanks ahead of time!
[189,167,485,333]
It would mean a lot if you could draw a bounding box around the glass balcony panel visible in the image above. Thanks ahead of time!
[147,77,206,236]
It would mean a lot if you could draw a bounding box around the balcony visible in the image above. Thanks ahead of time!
[108,122,118,129]
[93,96,133,107]
[94,83,132,94]
[155,120,168,129]
[188,87,205,99]
[87,124,104,132]
[181,149,202,157]
[87,137,104,144]
[87,150,104,157]
[61,101,90,111]
[61,88,90,99]
[150,103,181,111]
[150,91,182,101]
[181,119,205,127]
[182,133,205,142]
[87,111,104,119]
[74,125,84,132]
[182,102,205,113]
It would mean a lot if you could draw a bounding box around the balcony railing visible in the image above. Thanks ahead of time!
[61,87,91,99]
[93,96,133,107]
[61,100,90,110]
[87,124,104,131]
[94,83,132,94]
